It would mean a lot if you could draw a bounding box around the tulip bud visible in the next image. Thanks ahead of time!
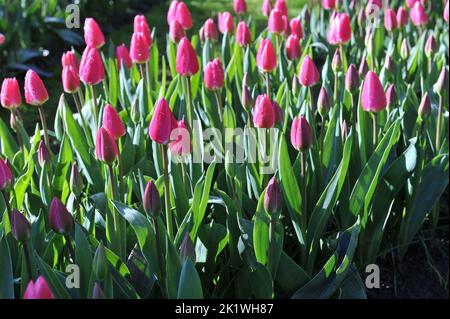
[93,242,109,281]
[1,78,22,109]
[11,209,31,243]
[234,0,247,15]
[264,177,283,216]
[290,18,303,39]
[400,39,409,60]
[130,32,150,64]
[199,26,206,43]
[180,232,196,261]
[317,87,330,117]
[62,65,80,94]
[322,0,336,10]
[169,20,185,43]
[131,98,140,124]
[116,44,132,70]
[49,197,73,235]
[384,8,398,32]
[291,115,313,151]
[149,98,178,145]
[386,84,397,109]
[79,46,105,85]
[273,101,284,126]
[92,282,106,299]
[167,1,179,25]
[286,34,301,61]
[418,92,431,119]
[253,95,275,128]
[169,116,192,157]
[256,39,277,73]
[298,55,320,87]
[410,2,428,26]
[262,0,273,17]
[176,37,199,77]
[397,7,409,27]
[24,70,49,106]
[0,33,5,45]
[434,66,448,96]
[345,64,360,93]
[95,127,119,164]
[0,158,13,190]
[332,48,341,73]
[23,276,54,299]
[204,58,225,91]
[10,112,18,131]
[218,12,234,34]
[361,71,387,113]
[241,73,253,111]
[143,180,161,218]
[204,19,218,42]
[69,163,84,197]
[38,139,50,167]
[61,51,79,71]
[175,1,193,30]
[341,120,348,140]
[359,55,368,77]
[268,9,285,34]
[236,21,252,47]
[133,15,153,47]
[445,1,449,23]
[384,55,394,73]
[102,104,125,140]
[274,0,288,16]
[358,7,366,26]
[425,34,437,58]
[327,13,352,45]
[84,18,105,48]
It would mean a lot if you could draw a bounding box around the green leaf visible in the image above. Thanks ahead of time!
[177,259,203,299]
[0,235,14,299]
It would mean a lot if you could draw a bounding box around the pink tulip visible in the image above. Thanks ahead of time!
[102,104,125,139]
[169,116,192,157]
[176,37,199,77]
[134,15,153,47]
[149,98,178,145]
[170,20,186,43]
[361,71,387,113]
[61,51,79,72]
[406,0,419,8]
[116,44,133,69]
[256,39,277,73]
[327,13,352,45]
[273,101,284,125]
[264,177,283,215]
[95,127,119,163]
[253,94,275,128]
[298,55,320,87]
[23,276,54,299]
[286,35,301,61]
[268,9,285,34]
[1,78,22,109]
[143,180,161,217]
[291,115,312,151]
[234,0,247,15]
[262,0,273,17]
[0,33,5,45]
[84,18,105,48]
[49,197,74,235]
[384,9,398,31]
[410,2,428,26]
[79,46,105,85]
[218,12,235,34]
[425,34,437,57]
[345,64,359,93]
[0,158,13,190]
[236,21,252,46]
[130,32,150,64]
[204,58,225,90]
[11,209,31,243]
[445,1,449,23]
[322,0,336,10]
[62,65,80,94]
[274,0,288,17]
[204,19,219,42]
[167,1,179,25]
[397,7,409,27]
[175,2,193,30]
[290,18,303,39]
[24,70,49,106]
[38,139,50,167]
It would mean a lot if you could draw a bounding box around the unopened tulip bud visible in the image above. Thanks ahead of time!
[418,92,431,119]
[204,58,225,90]
[341,120,348,140]
[290,18,303,39]
[274,0,288,16]
[273,101,284,126]
[0,158,13,190]
[268,9,285,34]
[204,19,218,42]
[397,7,408,27]
[262,0,273,17]
[327,13,352,46]
[241,73,253,111]
[61,51,79,71]
[49,197,73,235]
[236,21,252,47]
[70,164,84,197]
[291,115,313,151]
[169,116,192,157]
[175,1,193,30]
[384,8,398,32]
[23,276,54,299]
[143,180,161,218]
[434,67,448,96]
[298,55,320,87]
[149,98,178,145]
[11,209,31,243]
[84,18,105,48]
[386,84,397,109]
[358,7,366,26]
[79,46,105,85]
[62,65,80,94]
[24,70,48,106]
[38,139,50,167]
[332,48,341,73]
[133,15,153,47]
[253,94,275,128]
[445,1,449,23]
[256,39,277,73]
[362,71,387,113]
[102,104,125,140]
[425,34,437,58]
[130,32,150,64]
[234,0,247,15]
[0,33,5,45]
[170,20,185,43]
[286,34,301,61]
[384,55,394,73]
[323,0,336,10]
[359,55,368,77]
[92,282,106,299]
[131,98,140,123]
[116,44,132,70]
[176,37,199,77]
[180,232,196,261]
[410,2,428,26]
[317,87,330,117]
[400,39,409,60]
[1,78,22,109]
[218,12,234,34]
[346,64,360,93]
[93,242,109,281]
[95,127,118,164]
[264,177,283,216]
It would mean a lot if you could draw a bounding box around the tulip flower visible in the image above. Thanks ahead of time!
[327,13,352,46]
[435,67,447,151]
[425,34,437,58]
[204,58,225,93]
[0,33,5,45]
[174,1,193,30]
[62,65,80,94]
[397,7,409,27]
[96,127,119,164]
[253,94,275,129]
[317,86,330,117]
[143,180,161,218]
[169,116,192,157]
[256,38,277,84]
[1,78,21,109]
[218,12,235,34]
[361,71,386,113]
[11,209,31,243]
[204,19,218,42]
[332,48,342,73]
[359,55,368,77]
[167,0,179,25]
[290,18,303,39]
[49,197,74,235]
[70,163,84,198]
[23,276,54,299]
[384,9,398,31]
[38,139,50,167]
[400,39,409,60]
[273,101,284,126]
[384,55,393,74]
[345,64,359,94]
[264,177,282,216]
[274,0,287,16]
[291,115,312,152]
[116,44,133,69]
[234,0,247,15]
[406,0,419,8]
[0,158,13,191]
[418,92,431,119]
[322,0,336,10]
[445,1,449,23]
[84,18,105,48]
[102,104,125,140]
[262,0,273,17]
[170,20,185,43]
[268,9,285,34]
[61,50,79,71]
[79,46,105,85]
[176,37,199,77]
[149,98,177,145]
[286,34,301,61]
[241,73,254,117]
[236,21,252,47]
[386,84,397,109]
[410,2,428,26]
[134,15,153,47]
[130,32,150,64]
[298,55,320,87]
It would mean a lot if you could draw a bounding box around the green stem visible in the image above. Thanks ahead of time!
[161,144,173,241]
[152,218,165,284]
[64,235,76,263]
[73,93,93,148]
[145,62,153,112]
[38,105,50,152]
[186,77,194,130]
[265,72,270,97]
[435,94,443,152]
[90,85,99,130]
[300,151,307,224]
[118,138,124,201]
[268,217,275,269]
[214,90,223,123]
[23,242,33,281]
[108,163,121,256]
[372,112,378,147]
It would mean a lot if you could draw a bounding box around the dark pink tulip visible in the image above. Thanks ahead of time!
[0,33,4,45]
[418,92,431,118]
[79,46,105,85]
[23,276,54,299]
[204,58,224,90]
[24,70,48,106]
[425,34,437,58]
[170,20,186,43]
[410,2,428,26]
[38,139,50,167]
[175,2,193,30]
[236,21,252,46]
[167,0,179,25]
[386,84,397,109]
[218,12,235,34]
[49,197,74,235]
[143,180,161,217]
[0,157,13,190]
[273,101,284,125]
[322,0,336,10]
[317,86,330,116]
[116,44,132,70]
[384,9,398,31]
[134,15,153,47]
[169,116,192,157]
[290,18,303,39]
[84,18,105,48]
[406,0,419,8]
[62,65,80,94]
[253,94,275,129]
[445,1,449,23]
[95,127,119,163]
[256,39,277,73]
[149,98,177,145]
[204,18,219,42]
[61,51,79,72]
[397,7,409,27]
[1,78,21,109]
[262,0,273,17]
[11,209,31,243]
[264,177,283,215]
[176,37,199,77]
[327,13,352,46]
[286,34,301,61]
[291,115,312,151]
[102,104,125,140]
[361,71,387,113]
[234,0,247,15]
[298,55,320,87]
[274,0,287,16]
[130,32,150,64]
[268,9,285,34]
[345,64,359,93]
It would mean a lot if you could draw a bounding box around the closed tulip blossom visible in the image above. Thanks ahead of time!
[262,0,273,17]
[236,21,252,46]
[96,127,119,163]
[286,34,301,61]
[204,58,225,91]
[38,139,50,167]
[169,117,192,157]
[11,209,31,243]
[253,94,275,128]
[317,86,330,117]
[268,9,285,34]
[298,55,320,87]
[273,101,284,126]
[327,13,352,46]
[345,64,359,93]
[425,34,437,58]
[0,33,4,45]
[102,104,125,140]
[84,18,105,48]
[167,0,179,25]
[116,44,133,69]
[170,20,185,43]
[384,9,398,31]
[362,71,386,113]
[257,39,277,73]
[233,0,247,15]
[143,180,161,218]
[174,1,193,30]
[204,19,219,42]
[418,92,431,119]
[264,177,283,216]
[176,37,199,77]
[386,84,397,109]
[218,12,235,34]
[49,197,74,235]
[79,46,105,85]
[445,1,449,23]
[410,2,428,26]
[130,32,150,64]
[291,115,312,151]
[23,276,54,299]
[274,0,287,16]
[24,70,48,106]
[290,18,303,39]
[62,65,80,94]
[322,0,336,10]
[61,51,79,71]
[0,158,13,190]
[397,7,409,27]
[134,15,153,47]
[1,78,21,109]
[149,98,177,145]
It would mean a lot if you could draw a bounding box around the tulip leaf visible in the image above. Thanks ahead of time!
[177,259,203,299]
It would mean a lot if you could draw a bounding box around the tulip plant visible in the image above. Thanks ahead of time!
[0,0,449,299]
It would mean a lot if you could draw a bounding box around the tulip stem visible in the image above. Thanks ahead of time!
[319,115,325,160]
[352,92,358,128]
[38,105,50,153]
[90,85,99,129]
[214,90,223,123]
[73,93,93,148]
[268,217,275,269]
[186,77,194,129]
[145,62,153,111]
[118,138,125,201]
[247,111,253,128]
[11,109,24,154]
[300,151,307,221]
[23,242,33,281]
[435,94,443,152]
[64,235,76,263]
[108,163,121,255]
[152,218,165,285]
[372,113,378,147]
[161,144,174,241]
[265,72,270,97]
